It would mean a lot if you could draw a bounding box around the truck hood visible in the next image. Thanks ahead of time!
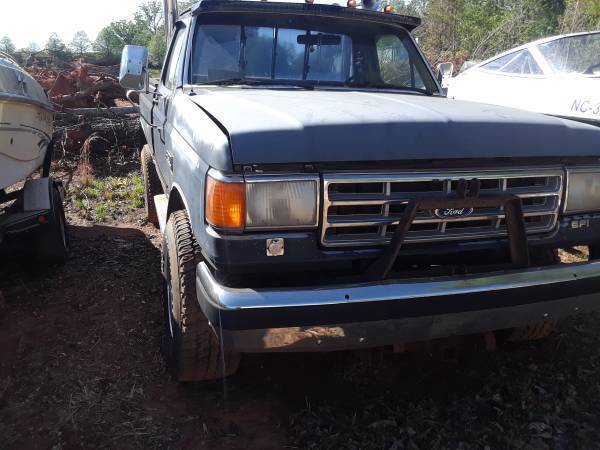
[187,88,600,165]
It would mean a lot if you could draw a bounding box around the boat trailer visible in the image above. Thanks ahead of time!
[0,141,69,263]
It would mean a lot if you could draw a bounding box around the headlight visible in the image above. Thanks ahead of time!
[246,176,319,229]
[565,168,600,213]
[205,170,319,231]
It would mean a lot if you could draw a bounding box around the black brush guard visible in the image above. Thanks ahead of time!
[366,179,530,281]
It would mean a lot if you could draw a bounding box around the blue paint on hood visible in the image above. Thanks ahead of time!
[188,88,600,165]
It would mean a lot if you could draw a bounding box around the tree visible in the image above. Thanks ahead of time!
[26,42,41,53]
[70,31,91,58]
[94,28,114,58]
[135,1,163,35]
[413,0,569,67]
[148,31,167,65]
[419,0,465,62]
[46,32,71,61]
[388,0,427,16]
[133,1,178,64]
[94,20,143,59]
[463,0,565,59]
[561,0,600,32]
[178,0,196,11]
[0,36,16,55]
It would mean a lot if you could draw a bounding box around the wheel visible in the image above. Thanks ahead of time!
[162,210,240,381]
[141,144,161,227]
[33,183,69,264]
[507,320,558,342]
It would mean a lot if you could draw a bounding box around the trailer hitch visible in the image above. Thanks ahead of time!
[366,192,530,281]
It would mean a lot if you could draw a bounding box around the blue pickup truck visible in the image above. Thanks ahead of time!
[120,0,600,381]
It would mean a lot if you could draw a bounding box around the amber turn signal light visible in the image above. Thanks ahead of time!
[205,176,245,230]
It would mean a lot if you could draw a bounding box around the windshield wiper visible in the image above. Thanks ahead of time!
[196,78,314,90]
[344,81,434,96]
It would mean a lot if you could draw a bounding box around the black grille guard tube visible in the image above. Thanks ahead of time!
[366,190,530,281]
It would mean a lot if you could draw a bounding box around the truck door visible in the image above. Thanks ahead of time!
[152,24,188,191]
[139,88,156,151]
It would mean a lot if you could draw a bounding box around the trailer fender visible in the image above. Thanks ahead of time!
[23,178,52,212]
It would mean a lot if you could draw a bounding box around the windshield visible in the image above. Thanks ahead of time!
[191,22,437,93]
[537,33,600,75]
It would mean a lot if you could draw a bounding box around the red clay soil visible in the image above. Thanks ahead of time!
[2,199,600,448]
[0,224,287,449]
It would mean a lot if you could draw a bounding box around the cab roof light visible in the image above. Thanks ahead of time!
[205,175,246,231]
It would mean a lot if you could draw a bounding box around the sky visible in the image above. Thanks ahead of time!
[0,0,143,49]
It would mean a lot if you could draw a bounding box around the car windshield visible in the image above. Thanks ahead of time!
[537,33,600,75]
[190,23,437,93]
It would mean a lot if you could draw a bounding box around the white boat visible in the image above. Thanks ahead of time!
[0,51,54,191]
[442,32,600,127]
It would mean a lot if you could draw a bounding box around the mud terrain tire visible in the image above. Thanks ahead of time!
[141,145,161,227]
[162,210,240,381]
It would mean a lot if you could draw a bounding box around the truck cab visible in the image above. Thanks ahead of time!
[120,0,600,381]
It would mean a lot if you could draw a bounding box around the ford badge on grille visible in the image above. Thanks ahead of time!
[434,207,474,219]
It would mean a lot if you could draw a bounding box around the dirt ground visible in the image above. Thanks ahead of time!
[2,150,600,449]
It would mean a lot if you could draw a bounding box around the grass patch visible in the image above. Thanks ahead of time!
[94,203,107,222]
[71,174,145,222]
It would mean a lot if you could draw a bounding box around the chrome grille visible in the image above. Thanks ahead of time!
[321,170,564,247]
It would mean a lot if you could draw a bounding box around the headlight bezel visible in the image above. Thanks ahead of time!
[565,167,600,214]
[205,169,320,232]
[244,174,320,231]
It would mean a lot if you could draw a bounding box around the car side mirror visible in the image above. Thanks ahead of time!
[436,62,454,87]
[119,45,149,92]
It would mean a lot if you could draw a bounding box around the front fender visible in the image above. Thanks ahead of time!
[168,127,211,251]
[171,95,233,172]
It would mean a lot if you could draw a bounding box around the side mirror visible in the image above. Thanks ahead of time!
[436,62,454,88]
[119,45,149,91]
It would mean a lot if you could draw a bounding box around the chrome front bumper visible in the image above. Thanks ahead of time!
[195,261,600,352]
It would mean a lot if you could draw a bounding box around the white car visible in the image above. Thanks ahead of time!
[444,31,600,126]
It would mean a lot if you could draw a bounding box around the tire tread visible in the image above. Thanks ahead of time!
[141,145,160,227]
[166,210,240,381]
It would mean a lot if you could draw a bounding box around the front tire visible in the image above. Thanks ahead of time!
[162,210,240,381]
